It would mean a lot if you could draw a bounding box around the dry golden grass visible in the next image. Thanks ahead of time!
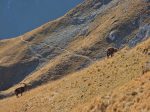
[74,72,150,112]
[0,0,149,112]
[8,0,148,87]
[0,37,150,112]
[0,37,26,65]
[0,0,148,89]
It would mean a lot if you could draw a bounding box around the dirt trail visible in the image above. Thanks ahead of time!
[21,36,94,64]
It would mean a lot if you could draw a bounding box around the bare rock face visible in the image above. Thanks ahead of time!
[107,30,120,42]
[129,24,150,47]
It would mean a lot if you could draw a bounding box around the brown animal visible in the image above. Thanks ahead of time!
[106,47,118,58]
[143,48,148,54]
[14,83,27,97]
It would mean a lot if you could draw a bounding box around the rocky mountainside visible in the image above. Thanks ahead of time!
[0,0,149,112]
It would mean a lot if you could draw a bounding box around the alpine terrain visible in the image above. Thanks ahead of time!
[0,0,149,112]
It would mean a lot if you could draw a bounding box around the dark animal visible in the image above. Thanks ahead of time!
[143,48,148,54]
[14,83,27,97]
[106,47,118,58]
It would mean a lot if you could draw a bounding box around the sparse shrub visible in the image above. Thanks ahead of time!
[131,91,138,96]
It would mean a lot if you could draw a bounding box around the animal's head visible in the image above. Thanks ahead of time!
[19,83,30,89]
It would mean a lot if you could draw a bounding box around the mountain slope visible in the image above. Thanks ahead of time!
[0,0,150,111]
[0,37,150,112]
[74,72,150,112]
[0,0,149,92]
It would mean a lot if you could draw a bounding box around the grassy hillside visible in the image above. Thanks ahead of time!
[0,37,149,112]
[75,72,150,112]
[0,0,149,111]
[0,0,149,91]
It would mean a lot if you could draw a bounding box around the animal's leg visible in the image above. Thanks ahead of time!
[143,49,148,54]
[107,52,110,58]
[110,53,112,57]
[112,51,115,57]
[16,93,19,98]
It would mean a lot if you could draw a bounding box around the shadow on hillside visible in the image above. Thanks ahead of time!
[29,55,93,89]
[0,59,39,91]
[0,54,96,99]
[103,0,112,5]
